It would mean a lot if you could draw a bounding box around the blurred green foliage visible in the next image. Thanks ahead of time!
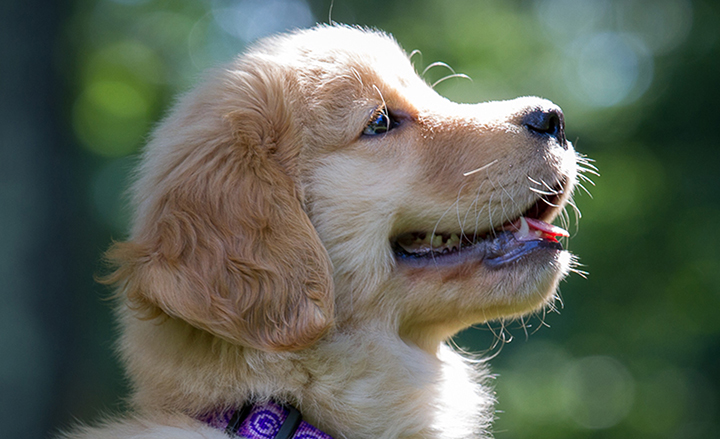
[2,0,719,438]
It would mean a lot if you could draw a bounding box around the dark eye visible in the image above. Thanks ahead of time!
[362,108,399,136]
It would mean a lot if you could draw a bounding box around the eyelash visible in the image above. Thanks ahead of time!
[362,107,400,136]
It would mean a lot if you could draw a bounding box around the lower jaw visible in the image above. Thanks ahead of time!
[393,231,562,269]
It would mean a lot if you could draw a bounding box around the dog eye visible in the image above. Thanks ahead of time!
[362,108,399,136]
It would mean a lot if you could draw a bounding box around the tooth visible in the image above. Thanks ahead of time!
[518,216,529,236]
[448,233,460,250]
[512,217,536,242]
[432,234,442,248]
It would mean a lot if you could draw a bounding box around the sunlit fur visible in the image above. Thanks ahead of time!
[61,25,580,439]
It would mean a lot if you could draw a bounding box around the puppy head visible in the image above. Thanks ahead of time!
[276,26,580,342]
[106,24,580,353]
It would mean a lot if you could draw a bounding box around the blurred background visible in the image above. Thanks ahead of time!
[2,0,718,438]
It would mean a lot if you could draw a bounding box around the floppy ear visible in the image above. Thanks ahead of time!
[103,65,334,352]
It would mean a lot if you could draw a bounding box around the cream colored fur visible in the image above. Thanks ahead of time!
[61,25,579,439]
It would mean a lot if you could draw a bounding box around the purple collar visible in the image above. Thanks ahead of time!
[199,400,334,439]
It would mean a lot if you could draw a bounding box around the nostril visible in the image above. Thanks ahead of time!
[522,107,567,147]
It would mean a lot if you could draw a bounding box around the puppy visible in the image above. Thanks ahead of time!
[64,25,580,439]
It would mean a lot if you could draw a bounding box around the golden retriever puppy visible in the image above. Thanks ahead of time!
[64,25,580,439]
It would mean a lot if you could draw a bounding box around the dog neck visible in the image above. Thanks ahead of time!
[123,315,494,439]
[199,400,333,439]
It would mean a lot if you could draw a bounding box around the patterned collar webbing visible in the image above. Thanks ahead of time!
[199,400,334,439]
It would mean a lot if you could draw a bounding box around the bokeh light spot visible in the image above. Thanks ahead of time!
[564,356,635,429]
[212,0,314,42]
[87,80,148,118]
[73,80,150,157]
[630,368,691,434]
[497,342,575,424]
[85,40,165,86]
[568,32,653,107]
[188,12,250,71]
[616,0,693,55]
[534,0,611,42]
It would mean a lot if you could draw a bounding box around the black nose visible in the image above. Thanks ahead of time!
[522,107,567,147]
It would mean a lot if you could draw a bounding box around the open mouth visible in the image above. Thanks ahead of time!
[391,186,569,268]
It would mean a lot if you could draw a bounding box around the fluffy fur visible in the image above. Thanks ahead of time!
[63,25,580,439]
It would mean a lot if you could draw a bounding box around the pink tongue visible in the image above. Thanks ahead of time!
[508,217,569,242]
[525,217,569,239]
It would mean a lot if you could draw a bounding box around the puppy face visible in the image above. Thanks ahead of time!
[110,25,578,353]
[275,27,578,343]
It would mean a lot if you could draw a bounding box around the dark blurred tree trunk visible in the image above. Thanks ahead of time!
[0,1,75,438]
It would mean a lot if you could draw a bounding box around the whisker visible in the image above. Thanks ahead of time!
[463,159,498,177]
[487,193,496,233]
[422,60,456,78]
[576,182,594,198]
[540,179,557,192]
[519,315,530,341]
[577,173,596,186]
[527,175,543,186]
[371,84,392,131]
[577,156,599,173]
[554,290,565,310]
[567,198,582,220]
[583,167,600,177]
[484,171,502,233]
[559,206,571,231]
[472,183,489,242]
[432,72,472,89]
[453,182,470,254]
[409,49,422,67]
[348,67,364,87]
[475,314,508,353]
[539,197,561,208]
[494,176,522,226]
[372,84,387,109]
[463,187,479,234]
[577,166,599,178]
[538,316,552,330]
[570,267,589,279]
[328,0,335,24]
[490,178,512,232]
[528,186,560,196]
